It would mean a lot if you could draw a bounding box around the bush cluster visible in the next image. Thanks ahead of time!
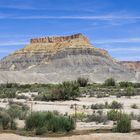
[86,111,107,124]
[107,110,131,133]
[91,103,105,109]
[34,81,80,101]
[119,82,140,88]
[0,101,29,130]
[91,101,123,110]
[25,111,75,134]
[0,80,139,100]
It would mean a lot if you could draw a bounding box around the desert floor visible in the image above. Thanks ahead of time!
[0,133,140,140]
[1,95,140,129]
[0,95,140,139]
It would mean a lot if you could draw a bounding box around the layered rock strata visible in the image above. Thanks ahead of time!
[0,33,137,83]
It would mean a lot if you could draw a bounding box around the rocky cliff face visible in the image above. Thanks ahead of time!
[121,61,140,81]
[0,33,108,71]
[121,61,140,71]
[0,33,137,83]
[30,33,87,43]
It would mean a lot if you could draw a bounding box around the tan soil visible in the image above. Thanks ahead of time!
[0,133,140,140]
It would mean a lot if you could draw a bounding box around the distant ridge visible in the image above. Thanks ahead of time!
[121,61,140,71]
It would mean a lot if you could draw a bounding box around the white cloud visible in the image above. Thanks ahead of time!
[0,13,139,20]
[0,1,37,10]
[107,47,140,52]
[11,15,140,20]
[0,48,14,53]
[118,56,140,61]
[94,38,140,44]
[0,41,27,46]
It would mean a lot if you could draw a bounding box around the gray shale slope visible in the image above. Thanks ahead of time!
[0,33,138,84]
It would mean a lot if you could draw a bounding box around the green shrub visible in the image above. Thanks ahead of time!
[7,104,22,119]
[47,116,75,132]
[7,102,29,129]
[91,103,105,109]
[119,82,140,88]
[19,112,28,120]
[60,116,75,132]
[86,111,107,123]
[116,93,122,98]
[70,104,74,109]
[36,127,47,135]
[107,110,121,121]
[77,77,88,87]
[25,111,75,133]
[9,101,29,111]
[91,101,122,110]
[34,94,44,101]
[119,82,133,88]
[82,105,86,109]
[109,101,123,109]
[116,114,131,133]
[105,102,109,108]
[137,114,140,122]
[131,104,138,109]
[125,87,135,97]
[10,121,17,130]
[129,112,137,120]
[0,111,10,129]
[7,106,21,129]
[96,93,109,98]
[34,81,80,101]
[16,95,28,99]
[59,81,80,100]
[25,112,48,130]
[0,102,29,130]
[104,78,116,86]
[71,112,86,121]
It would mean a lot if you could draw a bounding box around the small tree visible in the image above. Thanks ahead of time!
[59,81,80,100]
[104,78,116,86]
[107,110,121,121]
[77,77,88,87]
[125,87,135,97]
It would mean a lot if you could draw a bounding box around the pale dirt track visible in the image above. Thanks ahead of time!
[0,133,140,140]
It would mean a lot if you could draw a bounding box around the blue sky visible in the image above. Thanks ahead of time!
[0,0,140,61]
